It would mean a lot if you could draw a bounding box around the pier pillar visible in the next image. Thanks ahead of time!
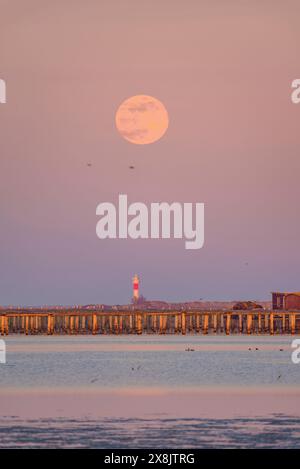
[25,316,29,335]
[186,314,190,332]
[75,316,79,334]
[64,315,70,333]
[99,315,105,334]
[1,316,8,336]
[160,314,167,334]
[226,314,231,335]
[47,315,53,335]
[81,316,86,333]
[264,314,269,333]
[159,315,164,334]
[70,316,74,334]
[239,314,243,333]
[114,316,119,334]
[136,314,142,334]
[12,316,16,334]
[21,316,25,333]
[220,314,224,333]
[129,315,133,334]
[188,315,193,333]
[92,314,98,335]
[34,316,39,334]
[258,313,262,334]
[291,314,296,335]
[213,314,217,333]
[174,314,179,333]
[12,317,16,333]
[247,314,252,334]
[163,315,168,333]
[270,313,274,335]
[196,314,201,333]
[152,314,157,333]
[203,314,209,334]
[4,316,9,335]
[108,316,113,333]
[282,313,285,333]
[181,312,186,335]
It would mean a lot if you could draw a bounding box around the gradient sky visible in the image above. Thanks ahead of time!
[1,0,300,305]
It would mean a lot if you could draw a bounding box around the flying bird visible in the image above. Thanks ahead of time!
[129,165,135,170]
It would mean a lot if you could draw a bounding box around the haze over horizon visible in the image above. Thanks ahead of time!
[1,0,300,305]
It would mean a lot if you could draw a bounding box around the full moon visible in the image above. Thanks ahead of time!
[115,95,169,145]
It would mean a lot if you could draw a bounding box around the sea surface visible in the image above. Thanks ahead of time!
[0,335,299,448]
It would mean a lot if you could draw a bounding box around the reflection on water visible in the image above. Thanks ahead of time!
[0,415,300,448]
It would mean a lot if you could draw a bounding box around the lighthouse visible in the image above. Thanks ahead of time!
[132,274,139,303]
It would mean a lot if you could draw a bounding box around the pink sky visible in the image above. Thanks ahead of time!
[0,0,300,305]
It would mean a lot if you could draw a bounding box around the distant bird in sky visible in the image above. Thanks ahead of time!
[90,376,99,383]
[129,165,135,170]
[87,163,92,167]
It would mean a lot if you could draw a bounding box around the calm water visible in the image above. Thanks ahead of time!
[0,335,300,448]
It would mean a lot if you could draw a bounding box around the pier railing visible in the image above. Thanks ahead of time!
[0,310,299,335]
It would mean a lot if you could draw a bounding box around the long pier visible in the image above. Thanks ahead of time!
[0,310,299,335]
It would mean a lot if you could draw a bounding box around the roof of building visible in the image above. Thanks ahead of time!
[272,292,300,297]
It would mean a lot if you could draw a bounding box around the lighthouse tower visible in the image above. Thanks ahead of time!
[132,274,139,303]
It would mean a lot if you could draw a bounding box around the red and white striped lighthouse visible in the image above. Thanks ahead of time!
[132,274,139,302]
